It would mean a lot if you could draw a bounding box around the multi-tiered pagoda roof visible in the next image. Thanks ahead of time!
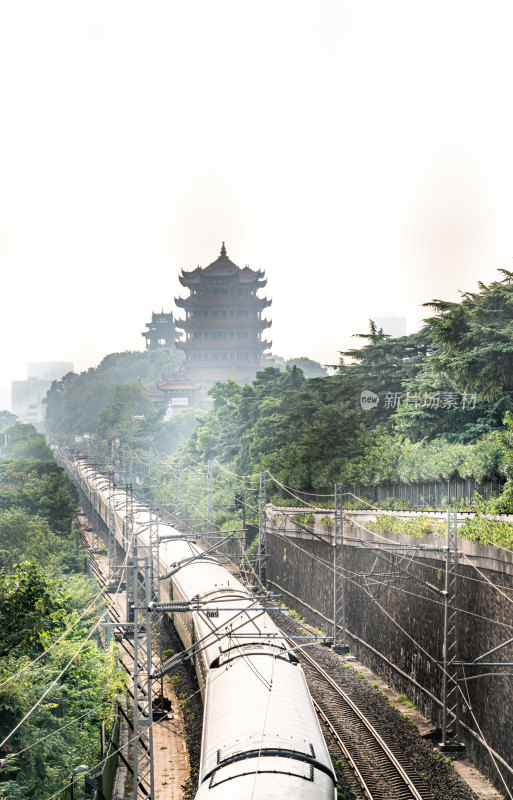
[174,243,272,385]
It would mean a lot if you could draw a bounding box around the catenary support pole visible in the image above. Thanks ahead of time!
[333,484,349,654]
[441,508,464,753]
[258,472,267,585]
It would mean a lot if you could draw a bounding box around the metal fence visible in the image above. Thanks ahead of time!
[272,478,505,509]
[85,705,121,800]
[360,478,504,507]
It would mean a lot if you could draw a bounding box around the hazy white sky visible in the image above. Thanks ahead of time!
[1,1,513,409]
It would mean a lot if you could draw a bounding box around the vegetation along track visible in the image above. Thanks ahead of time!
[289,640,435,800]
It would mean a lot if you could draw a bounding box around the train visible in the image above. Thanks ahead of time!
[63,452,337,800]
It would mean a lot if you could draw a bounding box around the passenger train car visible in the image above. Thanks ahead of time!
[63,452,337,800]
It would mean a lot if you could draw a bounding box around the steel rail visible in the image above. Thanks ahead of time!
[313,699,375,800]
[290,640,429,800]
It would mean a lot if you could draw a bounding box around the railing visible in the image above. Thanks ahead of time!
[275,479,505,509]
[85,705,121,800]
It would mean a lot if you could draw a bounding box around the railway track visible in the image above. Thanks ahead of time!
[291,642,435,800]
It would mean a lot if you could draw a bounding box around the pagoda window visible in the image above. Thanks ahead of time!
[237,309,249,317]
[229,310,234,316]
[237,331,248,339]
[221,310,227,317]
[221,353,227,360]
[230,331,234,338]
[212,353,219,360]
[203,353,209,360]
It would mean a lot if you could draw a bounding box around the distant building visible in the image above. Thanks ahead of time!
[174,243,272,385]
[12,362,74,429]
[138,369,202,417]
[27,362,74,382]
[373,316,406,338]
[141,311,177,352]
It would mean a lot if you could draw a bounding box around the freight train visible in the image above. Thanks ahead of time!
[63,452,337,800]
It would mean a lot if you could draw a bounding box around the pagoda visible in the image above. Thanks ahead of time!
[174,243,272,384]
[141,311,177,352]
[138,368,202,414]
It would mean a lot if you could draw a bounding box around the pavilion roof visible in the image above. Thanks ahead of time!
[179,242,264,285]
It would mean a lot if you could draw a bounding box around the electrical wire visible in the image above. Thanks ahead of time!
[347,513,513,603]
[460,550,513,607]
[0,615,104,750]
[265,518,513,782]
[265,526,513,631]
[0,586,107,688]
[4,700,111,760]
[265,470,332,509]
[460,664,513,799]
[0,457,133,746]
[63,447,513,794]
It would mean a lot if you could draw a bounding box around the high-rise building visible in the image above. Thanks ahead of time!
[174,243,272,385]
[12,362,74,428]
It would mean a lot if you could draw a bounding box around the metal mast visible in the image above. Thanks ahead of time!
[333,484,349,654]
[131,547,155,800]
[206,460,214,542]
[258,471,267,585]
[178,452,184,523]
[107,470,116,583]
[441,508,463,752]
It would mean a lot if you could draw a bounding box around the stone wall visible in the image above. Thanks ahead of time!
[265,507,513,793]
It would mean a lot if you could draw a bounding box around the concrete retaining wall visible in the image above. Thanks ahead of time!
[266,506,513,793]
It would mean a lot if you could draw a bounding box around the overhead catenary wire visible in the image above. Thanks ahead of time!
[5,700,111,760]
[265,519,513,790]
[460,664,513,800]
[347,512,513,604]
[0,461,134,751]
[0,585,107,688]
[0,614,104,751]
[265,525,513,632]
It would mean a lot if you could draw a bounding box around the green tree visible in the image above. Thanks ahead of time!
[97,381,158,446]
[44,349,184,437]
[424,272,513,402]
[0,562,72,657]
[284,357,327,378]
[0,412,17,433]
[0,459,78,535]
[2,424,52,461]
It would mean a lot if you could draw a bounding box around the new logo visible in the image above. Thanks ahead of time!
[360,390,379,410]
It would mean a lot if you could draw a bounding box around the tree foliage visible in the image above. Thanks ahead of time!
[2,424,52,461]
[0,412,17,433]
[0,459,78,536]
[0,444,122,798]
[45,349,184,437]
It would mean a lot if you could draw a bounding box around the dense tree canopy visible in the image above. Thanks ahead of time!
[0,412,17,433]
[148,273,513,499]
[0,432,122,799]
[2,424,52,461]
[45,349,184,437]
